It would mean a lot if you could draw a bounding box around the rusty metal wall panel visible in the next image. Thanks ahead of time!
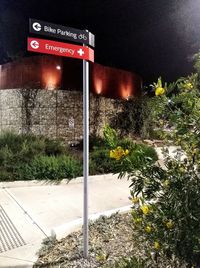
[0,56,142,99]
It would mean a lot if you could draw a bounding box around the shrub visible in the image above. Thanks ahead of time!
[110,97,154,139]
[20,155,82,180]
[115,63,200,266]
[90,148,116,175]
[126,153,200,265]
[44,138,66,156]
[0,132,44,155]
[0,132,72,181]
[77,134,105,151]
[90,140,158,176]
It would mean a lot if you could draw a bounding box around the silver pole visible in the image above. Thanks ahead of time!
[83,49,89,258]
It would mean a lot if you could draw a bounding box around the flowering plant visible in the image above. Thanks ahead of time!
[113,53,200,266]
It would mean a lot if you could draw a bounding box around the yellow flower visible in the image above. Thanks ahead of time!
[131,197,139,204]
[154,241,160,250]
[166,220,174,229]
[109,146,129,160]
[179,167,185,173]
[163,179,170,188]
[96,253,107,262]
[141,205,150,215]
[109,150,115,158]
[185,82,193,90]
[155,87,165,96]
[125,149,129,155]
[134,218,142,224]
[145,225,152,233]
[159,119,164,126]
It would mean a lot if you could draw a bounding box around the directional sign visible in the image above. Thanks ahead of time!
[29,18,95,47]
[27,37,94,62]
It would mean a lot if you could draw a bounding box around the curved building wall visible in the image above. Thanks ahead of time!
[0,55,142,99]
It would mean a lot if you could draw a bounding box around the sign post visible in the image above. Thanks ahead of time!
[28,20,95,259]
[83,44,89,258]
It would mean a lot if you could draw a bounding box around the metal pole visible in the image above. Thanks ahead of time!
[83,49,89,258]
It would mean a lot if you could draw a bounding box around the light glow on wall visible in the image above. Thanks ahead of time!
[43,73,59,90]
[94,78,103,94]
[120,84,132,100]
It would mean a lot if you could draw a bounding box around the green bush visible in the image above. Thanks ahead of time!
[44,138,66,156]
[0,132,72,181]
[90,142,157,175]
[110,97,154,139]
[0,132,66,158]
[90,148,116,175]
[116,60,200,266]
[77,134,105,151]
[126,154,200,266]
[20,155,82,180]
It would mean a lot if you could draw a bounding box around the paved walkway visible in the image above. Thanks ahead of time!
[0,146,180,267]
[0,174,131,268]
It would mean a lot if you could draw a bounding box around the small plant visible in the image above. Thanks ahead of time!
[20,155,82,180]
[114,257,145,268]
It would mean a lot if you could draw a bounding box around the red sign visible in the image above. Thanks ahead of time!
[27,37,94,62]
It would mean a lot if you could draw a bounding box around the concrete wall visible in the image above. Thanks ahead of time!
[0,89,122,143]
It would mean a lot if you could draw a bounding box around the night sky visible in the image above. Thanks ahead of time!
[0,0,200,83]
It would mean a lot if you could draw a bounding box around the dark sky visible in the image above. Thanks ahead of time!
[0,0,200,83]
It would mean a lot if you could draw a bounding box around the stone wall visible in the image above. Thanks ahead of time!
[0,89,122,143]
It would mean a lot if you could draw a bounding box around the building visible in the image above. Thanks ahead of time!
[0,55,142,143]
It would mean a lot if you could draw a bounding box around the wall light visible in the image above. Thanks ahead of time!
[56,65,61,70]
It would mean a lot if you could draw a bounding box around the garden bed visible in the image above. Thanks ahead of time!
[34,213,134,268]
[33,212,187,268]
[0,131,158,182]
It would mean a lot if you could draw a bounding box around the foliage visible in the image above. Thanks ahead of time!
[44,138,66,156]
[0,132,73,181]
[90,143,157,176]
[127,154,200,265]
[20,155,82,180]
[110,97,154,139]
[114,53,200,266]
[76,134,105,151]
[0,132,67,158]
[103,124,118,148]
[113,257,145,268]
[89,126,158,175]
[89,148,117,175]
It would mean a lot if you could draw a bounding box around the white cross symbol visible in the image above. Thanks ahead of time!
[77,48,84,56]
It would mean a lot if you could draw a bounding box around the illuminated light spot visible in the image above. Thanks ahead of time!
[56,65,61,70]
[94,78,103,95]
[121,84,132,100]
[45,75,58,90]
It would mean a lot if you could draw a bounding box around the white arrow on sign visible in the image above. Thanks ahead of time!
[77,48,84,56]
[32,22,42,31]
[30,40,39,49]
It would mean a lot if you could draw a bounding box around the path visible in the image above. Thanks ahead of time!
[0,174,130,268]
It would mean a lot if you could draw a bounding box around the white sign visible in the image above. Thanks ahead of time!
[68,118,75,128]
